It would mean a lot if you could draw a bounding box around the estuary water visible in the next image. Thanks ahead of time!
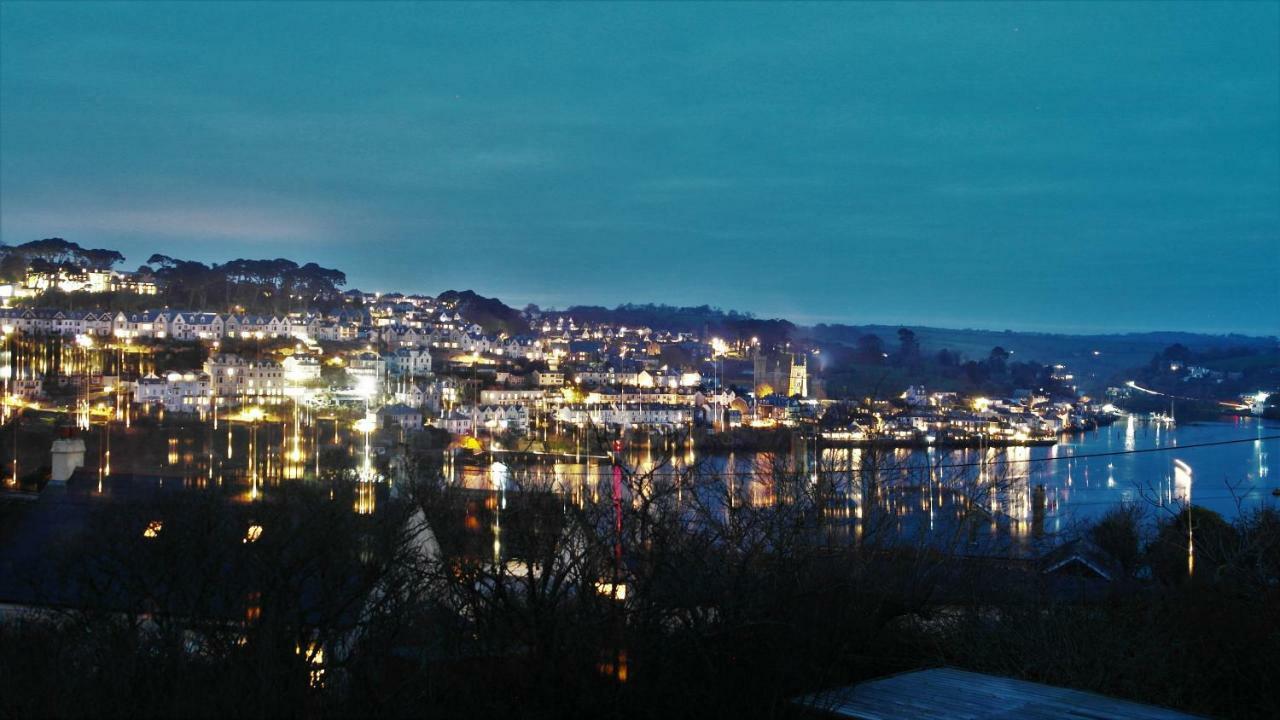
[70,409,1277,539]
[449,416,1279,536]
[1024,415,1277,528]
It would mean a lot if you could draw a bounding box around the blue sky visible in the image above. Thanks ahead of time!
[1,2,1276,334]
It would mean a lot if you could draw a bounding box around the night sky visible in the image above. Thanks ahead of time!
[1,2,1276,334]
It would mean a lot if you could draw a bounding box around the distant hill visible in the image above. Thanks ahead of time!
[6,238,1273,392]
[804,324,1273,358]
[542,300,1275,394]
[799,324,1277,394]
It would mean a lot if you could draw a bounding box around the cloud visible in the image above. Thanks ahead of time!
[1,2,1276,334]
[3,205,327,243]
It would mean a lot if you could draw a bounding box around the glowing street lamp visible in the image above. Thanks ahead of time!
[1,325,11,421]
[354,412,378,484]
[356,374,377,401]
[353,414,377,435]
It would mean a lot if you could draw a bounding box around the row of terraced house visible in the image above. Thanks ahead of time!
[0,308,366,342]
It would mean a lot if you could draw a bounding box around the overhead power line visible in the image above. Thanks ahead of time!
[900,434,1280,471]
[480,434,1280,478]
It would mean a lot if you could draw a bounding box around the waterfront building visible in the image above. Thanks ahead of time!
[439,407,475,435]
[133,371,212,411]
[555,403,692,429]
[282,355,322,384]
[478,404,529,433]
[439,404,529,434]
[204,353,286,405]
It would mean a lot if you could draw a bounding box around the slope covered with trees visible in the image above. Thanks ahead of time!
[0,238,126,280]
[144,255,348,314]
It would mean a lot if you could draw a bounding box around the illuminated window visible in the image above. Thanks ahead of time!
[244,524,263,543]
[596,581,627,601]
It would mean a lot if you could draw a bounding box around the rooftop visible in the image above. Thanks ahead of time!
[795,668,1198,720]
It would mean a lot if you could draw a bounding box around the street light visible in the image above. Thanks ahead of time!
[1,325,12,421]
[354,412,378,484]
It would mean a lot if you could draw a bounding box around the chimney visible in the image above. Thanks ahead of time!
[50,427,86,484]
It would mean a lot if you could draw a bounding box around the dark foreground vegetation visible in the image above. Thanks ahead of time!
[2,439,1278,720]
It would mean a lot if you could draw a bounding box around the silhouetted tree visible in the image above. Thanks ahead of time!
[962,360,989,386]
[855,334,885,364]
[987,346,1010,375]
[1,238,125,270]
[1161,343,1193,363]
[895,327,920,366]
[1090,503,1145,578]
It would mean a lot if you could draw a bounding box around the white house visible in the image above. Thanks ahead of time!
[282,355,322,383]
[476,405,529,433]
[203,353,286,405]
[133,371,212,411]
[384,346,432,377]
[555,403,691,429]
[479,388,546,407]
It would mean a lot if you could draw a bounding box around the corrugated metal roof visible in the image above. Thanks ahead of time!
[795,668,1200,720]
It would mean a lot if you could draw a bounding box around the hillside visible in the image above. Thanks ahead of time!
[436,290,526,337]
[800,324,1277,394]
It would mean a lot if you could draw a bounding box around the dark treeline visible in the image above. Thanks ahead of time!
[817,328,1079,400]
[145,255,347,314]
[1,238,349,315]
[804,323,1277,351]
[0,237,126,278]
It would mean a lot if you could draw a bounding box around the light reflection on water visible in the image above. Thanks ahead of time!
[74,409,1279,540]
[81,411,367,503]
[446,417,1279,532]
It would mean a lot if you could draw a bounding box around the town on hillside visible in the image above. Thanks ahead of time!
[2,239,1276,476]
